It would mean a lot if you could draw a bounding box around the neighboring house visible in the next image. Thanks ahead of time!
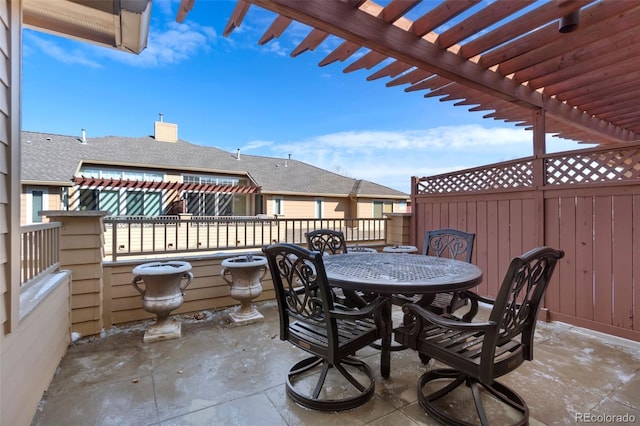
[21,120,409,224]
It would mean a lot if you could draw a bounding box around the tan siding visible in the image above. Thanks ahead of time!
[1,0,14,336]
[104,256,275,326]
[280,197,312,217]
[1,274,71,426]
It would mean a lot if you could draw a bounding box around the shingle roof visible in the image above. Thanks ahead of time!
[21,131,408,198]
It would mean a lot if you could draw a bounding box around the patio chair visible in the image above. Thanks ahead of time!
[394,246,564,425]
[305,229,349,255]
[304,229,373,308]
[262,243,388,411]
[391,228,475,316]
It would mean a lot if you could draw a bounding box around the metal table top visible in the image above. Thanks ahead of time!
[323,253,482,294]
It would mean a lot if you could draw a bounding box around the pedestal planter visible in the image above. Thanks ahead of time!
[132,261,193,343]
[221,254,268,325]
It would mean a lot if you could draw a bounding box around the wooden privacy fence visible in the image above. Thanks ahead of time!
[412,141,640,342]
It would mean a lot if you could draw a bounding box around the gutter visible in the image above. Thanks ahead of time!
[23,0,152,54]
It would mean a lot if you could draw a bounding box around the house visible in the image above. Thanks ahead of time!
[21,121,409,224]
[4,1,640,425]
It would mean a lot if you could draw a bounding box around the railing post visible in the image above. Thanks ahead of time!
[42,210,108,337]
[384,213,411,246]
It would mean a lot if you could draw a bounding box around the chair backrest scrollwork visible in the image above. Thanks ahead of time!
[305,229,348,255]
[423,228,475,263]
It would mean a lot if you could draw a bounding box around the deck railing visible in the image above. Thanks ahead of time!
[104,216,387,261]
[20,222,61,287]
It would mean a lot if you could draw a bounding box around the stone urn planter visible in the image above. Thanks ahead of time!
[132,261,193,343]
[221,254,268,325]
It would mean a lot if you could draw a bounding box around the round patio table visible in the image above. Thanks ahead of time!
[323,252,482,378]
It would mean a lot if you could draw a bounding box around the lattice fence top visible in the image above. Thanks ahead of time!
[415,159,534,195]
[546,147,640,185]
[415,145,640,195]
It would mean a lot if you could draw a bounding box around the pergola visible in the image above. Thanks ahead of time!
[178,0,640,154]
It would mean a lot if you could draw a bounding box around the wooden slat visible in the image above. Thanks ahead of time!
[318,40,362,66]
[497,1,640,76]
[290,28,329,57]
[258,15,292,45]
[612,195,633,329]
[558,197,577,316]
[459,0,593,59]
[222,0,251,37]
[634,194,640,332]
[410,0,480,37]
[575,196,594,321]
[517,27,640,88]
[236,0,639,143]
[343,50,387,73]
[437,0,535,49]
[593,196,613,325]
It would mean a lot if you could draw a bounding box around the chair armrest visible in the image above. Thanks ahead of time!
[403,303,496,332]
[461,290,496,306]
[330,296,388,320]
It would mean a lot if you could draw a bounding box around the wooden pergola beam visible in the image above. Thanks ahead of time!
[243,0,635,143]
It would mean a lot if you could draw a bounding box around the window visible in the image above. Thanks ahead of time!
[99,190,120,216]
[273,198,283,215]
[78,166,165,182]
[79,189,98,211]
[185,192,236,216]
[218,194,233,216]
[31,190,43,223]
[126,191,144,216]
[373,201,393,218]
[315,199,323,219]
[145,192,162,216]
[255,195,264,215]
[183,174,241,186]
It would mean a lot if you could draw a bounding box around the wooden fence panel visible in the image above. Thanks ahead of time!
[559,197,577,317]
[593,196,613,326]
[475,201,489,295]
[612,195,634,330]
[634,194,640,332]
[575,196,594,321]
[412,143,640,341]
[544,197,561,314]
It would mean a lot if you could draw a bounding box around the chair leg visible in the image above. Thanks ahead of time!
[418,369,529,426]
[286,355,376,412]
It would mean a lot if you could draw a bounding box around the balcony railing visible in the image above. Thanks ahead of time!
[104,216,387,261]
[20,222,61,287]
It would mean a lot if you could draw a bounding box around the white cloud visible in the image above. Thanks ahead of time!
[23,32,102,68]
[102,21,217,67]
[248,125,583,193]
[23,3,218,69]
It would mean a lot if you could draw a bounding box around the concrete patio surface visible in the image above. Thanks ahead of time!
[31,300,640,425]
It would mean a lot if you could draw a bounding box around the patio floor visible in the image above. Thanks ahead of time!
[31,300,640,425]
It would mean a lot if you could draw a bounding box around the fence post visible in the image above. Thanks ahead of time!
[42,210,108,337]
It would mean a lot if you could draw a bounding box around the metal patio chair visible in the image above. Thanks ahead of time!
[394,246,564,425]
[305,229,349,255]
[391,228,475,317]
[262,243,388,411]
[304,229,373,308]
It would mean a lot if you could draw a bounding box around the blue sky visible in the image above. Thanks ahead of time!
[21,0,588,193]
